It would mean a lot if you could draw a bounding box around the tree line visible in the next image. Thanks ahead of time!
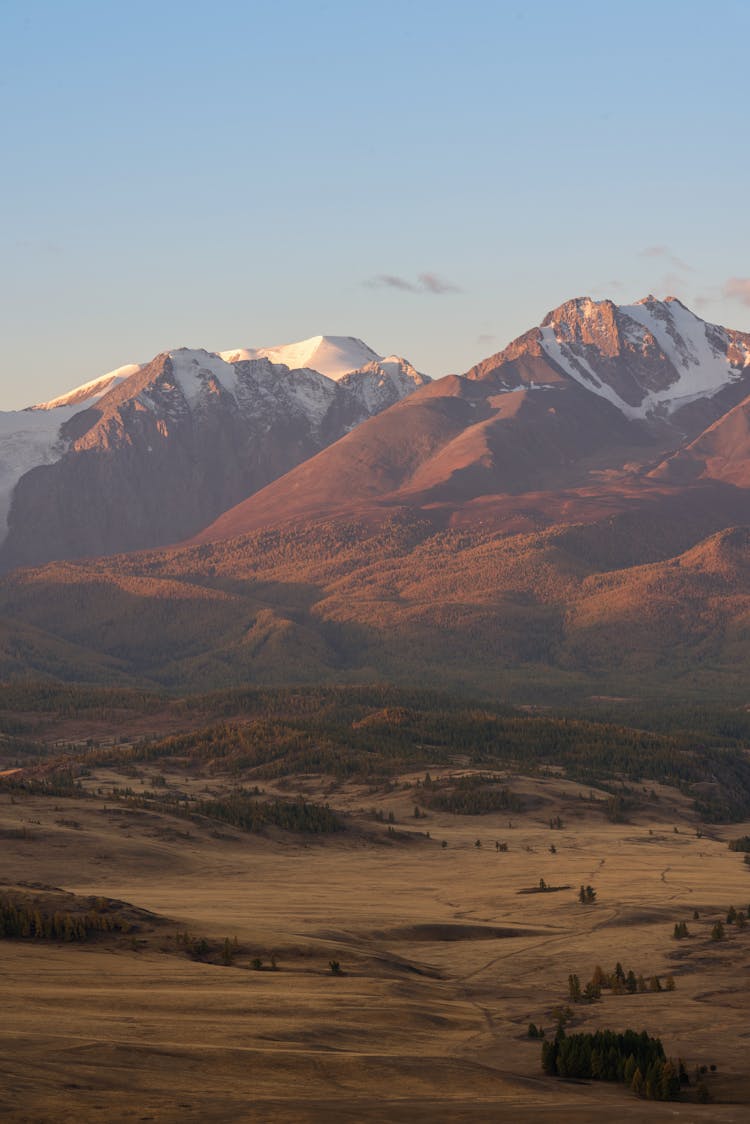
[541,1028,682,1100]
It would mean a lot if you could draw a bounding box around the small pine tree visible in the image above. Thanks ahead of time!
[582,980,600,1003]
[623,1054,637,1086]
[660,1059,680,1100]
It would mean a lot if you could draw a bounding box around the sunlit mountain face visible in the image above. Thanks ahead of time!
[1,296,750,700]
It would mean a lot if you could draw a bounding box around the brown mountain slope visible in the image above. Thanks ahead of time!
[191,374,658,545]
[190,295,750,548]
[1,497,749,700]
[650,393,750,488]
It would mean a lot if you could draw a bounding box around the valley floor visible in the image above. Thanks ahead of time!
[2,766,750,1122]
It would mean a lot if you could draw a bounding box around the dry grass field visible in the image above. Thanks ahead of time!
[2,754,750,1123]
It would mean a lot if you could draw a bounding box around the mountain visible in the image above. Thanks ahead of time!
[468,295,750,424]
[219,334,380,379]
[0,338,429,571]
[1,295,750,701]
[193,297,750,544]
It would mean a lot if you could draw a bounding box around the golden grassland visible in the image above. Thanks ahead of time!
[2,747,750,1122]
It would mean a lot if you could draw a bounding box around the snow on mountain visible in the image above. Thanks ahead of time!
[8,299,750,572]
[0,364,146,538]
[537,296,750,420]
[0,335,430,567]
[621,296,750,408]
[0,404,83,537]
[339,356,431,415]
[141,345,430,433]
[142,349,348,433]
[219,335,382,381]
[165,349,239,404]
[33,364,141,410]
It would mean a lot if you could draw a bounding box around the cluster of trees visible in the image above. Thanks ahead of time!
[424,775,523,816]
[707,907,749,941]
[174,932,255,967]
[567,962,675,1003]
[0,894,132,942]
[541,1028,683,1100]
[578,885,597,904]
[191,792,343,835]
[0,770,83,798]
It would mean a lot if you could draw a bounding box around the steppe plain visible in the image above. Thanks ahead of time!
[2,695,750,1123]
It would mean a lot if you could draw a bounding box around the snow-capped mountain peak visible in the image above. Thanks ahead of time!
[219,335,382,381]
[535,295,750,420]
[0,334,431,567]
[164,348,239,404]
[32,364,141,411]
[338,355,431,415]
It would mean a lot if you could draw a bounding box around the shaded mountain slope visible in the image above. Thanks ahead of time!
[1,497,749,701]
[0,343,428,571]
[650,393,750,488]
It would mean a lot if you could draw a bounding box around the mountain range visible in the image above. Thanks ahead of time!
[2,296,750,700]
[0,336,429,570]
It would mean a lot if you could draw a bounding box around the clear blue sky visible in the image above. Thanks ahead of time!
[2,0,749,408]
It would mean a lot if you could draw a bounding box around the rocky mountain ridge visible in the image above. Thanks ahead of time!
[0,338,429,570]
